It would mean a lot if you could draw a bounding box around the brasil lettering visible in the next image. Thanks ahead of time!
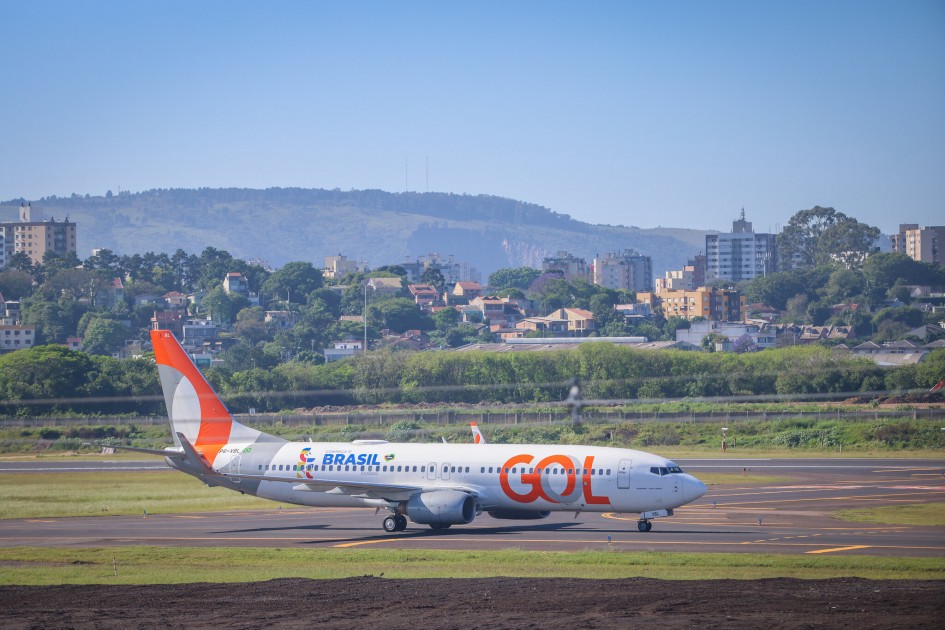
[296,448,383,479]
[499,454,610,506]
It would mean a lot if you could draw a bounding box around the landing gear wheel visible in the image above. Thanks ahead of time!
[394,514,408,531]
[429,523,452,530]
[637,520,652,532]
[383,516,398,533]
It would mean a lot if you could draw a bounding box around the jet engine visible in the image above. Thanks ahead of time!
[487,509,551,520]
[405,490,476,526]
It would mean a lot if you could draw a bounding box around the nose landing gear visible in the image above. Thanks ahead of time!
[637,519,652,532]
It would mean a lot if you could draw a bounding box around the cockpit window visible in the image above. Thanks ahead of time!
[651,465,686,476]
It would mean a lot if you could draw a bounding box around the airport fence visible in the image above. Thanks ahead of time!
[3,406,945,429]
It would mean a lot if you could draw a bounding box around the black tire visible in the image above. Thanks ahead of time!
[394,514,408,531]
[638,520,650,532]
[383,516,398,533]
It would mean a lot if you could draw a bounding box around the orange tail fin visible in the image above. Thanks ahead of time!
[151,329,239,464]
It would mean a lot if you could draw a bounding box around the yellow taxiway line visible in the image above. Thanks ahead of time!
[806,545,872,554]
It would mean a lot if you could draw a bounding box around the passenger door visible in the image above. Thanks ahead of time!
[617,459,632,489]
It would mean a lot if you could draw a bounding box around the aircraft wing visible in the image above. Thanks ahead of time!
[219,472,477,501]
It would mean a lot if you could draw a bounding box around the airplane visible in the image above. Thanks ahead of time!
[130,329,707,533]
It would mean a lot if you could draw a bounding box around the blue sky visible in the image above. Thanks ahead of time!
[1,1,942,234]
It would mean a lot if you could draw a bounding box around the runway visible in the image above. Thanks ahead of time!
[1,458,943,557]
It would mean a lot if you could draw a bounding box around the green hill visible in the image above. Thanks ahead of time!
[1,188,707,277]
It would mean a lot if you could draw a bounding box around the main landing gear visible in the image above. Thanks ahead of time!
[383,514,408,532]
[637,519,653,532]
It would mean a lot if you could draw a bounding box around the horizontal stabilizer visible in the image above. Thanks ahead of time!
[111,444,185,458]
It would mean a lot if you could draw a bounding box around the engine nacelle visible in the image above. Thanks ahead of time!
[487,509,551,520]
[405,490,476,526]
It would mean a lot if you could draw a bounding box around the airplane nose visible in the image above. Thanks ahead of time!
[684,475,707,503]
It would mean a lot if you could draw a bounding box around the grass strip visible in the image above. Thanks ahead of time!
[0,471,276,519]
[0,547,942,585]
[834,502,945,527]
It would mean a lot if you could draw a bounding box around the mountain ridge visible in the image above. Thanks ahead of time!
[0,188,708,278]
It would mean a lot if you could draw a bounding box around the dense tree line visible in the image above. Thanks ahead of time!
[3,342,941,417]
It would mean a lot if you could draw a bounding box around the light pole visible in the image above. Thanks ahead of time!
[363,281,374,353]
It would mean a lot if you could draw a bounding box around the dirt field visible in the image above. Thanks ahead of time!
[2,577,943,629]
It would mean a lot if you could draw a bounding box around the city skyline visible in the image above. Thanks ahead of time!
[2,1,942,235]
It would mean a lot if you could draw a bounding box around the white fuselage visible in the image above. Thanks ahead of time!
[207,440,706,515]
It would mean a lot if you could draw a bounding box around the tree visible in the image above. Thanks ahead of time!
[20,297,87,343]
[0,345,94,404]
[732,334,757,354]
[263,261,324,304]
[369,297,431,333]
[806,302,831,326]
[821,268,865,304]
[0,269,34,300]
[83,248,123,277]
[81,318,129,355]
[234,307,268,345]
[785,294,809,323]
[745,271,809,310]
[41,251,82,276]
[201,285,248,325]
[6,251,37,276]
[777,206,879,270]
[419,267,446,292]
[863,253,945,290]
[816,219,879,268]
[488,267,541,290]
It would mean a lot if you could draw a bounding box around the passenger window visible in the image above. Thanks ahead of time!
[582,469,587,475]
[536,467,542,474]
[421,466,426,472]
[568,469,573,475]
[451,466,456,473]
[512,468,517,474]
[465,467,470,473]
[606,469,611,475]
[383,466,388,472]
[480,467,485,473]
[504,467,509,474]
[589,469,594,475]
[345,465,350,471]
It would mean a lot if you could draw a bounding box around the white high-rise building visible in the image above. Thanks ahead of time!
[705,210,776,282]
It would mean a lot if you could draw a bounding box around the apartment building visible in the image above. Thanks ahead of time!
[592,250,653,292]
[402,253,481,284]
[890,224,945,266]
[655,254,707,293]
[542,251,592,282]
[675,320,776,350]
[323,254,365,279]
[1,203,77,267]
[638,287,746,322]
[705,210,776,282]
